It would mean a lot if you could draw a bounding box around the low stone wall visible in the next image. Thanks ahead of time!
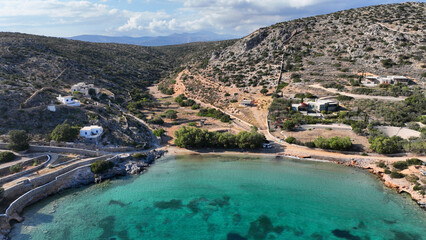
[1,155,111,204]
[0,155,49,185]
[0,155,47,178]
[0,143,101,157]
[28,145,101,156]
[0,155,118,237]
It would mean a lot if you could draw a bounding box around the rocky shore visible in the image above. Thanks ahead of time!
[333,158,426,210]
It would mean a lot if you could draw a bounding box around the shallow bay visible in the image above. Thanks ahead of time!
[10,155,426,240]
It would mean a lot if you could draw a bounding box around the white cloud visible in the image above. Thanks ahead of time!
[0,0,410,37]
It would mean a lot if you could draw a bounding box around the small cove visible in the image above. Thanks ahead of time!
[9,155,426,240]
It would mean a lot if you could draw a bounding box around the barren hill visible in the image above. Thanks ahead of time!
[179,2,425,107]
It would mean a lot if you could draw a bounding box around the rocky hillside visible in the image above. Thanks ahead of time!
[0,32,233,144]
[181,2,425,105]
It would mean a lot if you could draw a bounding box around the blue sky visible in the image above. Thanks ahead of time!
[0,0,424,38]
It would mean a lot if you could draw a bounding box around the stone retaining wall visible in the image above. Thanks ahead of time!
[2,155,111,204]
[0,155,117,237]
[0,155,47,179]
[0,143,101,156]
[0,155,49,186]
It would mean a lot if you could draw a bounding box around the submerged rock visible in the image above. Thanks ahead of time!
[154,199,183,210]
[227,233,247,240]
[331,229,361,240]
[247,215,284,240]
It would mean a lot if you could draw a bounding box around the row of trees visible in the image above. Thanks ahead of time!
[174,127,266,149]
[313,136,352,151]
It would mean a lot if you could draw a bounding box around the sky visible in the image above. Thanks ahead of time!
[0,0,424,38]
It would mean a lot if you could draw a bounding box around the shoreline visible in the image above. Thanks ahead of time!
[1,147,424,239]
[163,146,426,210]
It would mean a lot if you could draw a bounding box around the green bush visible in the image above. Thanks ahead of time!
[390,171,405,179]
[132,153,147,160]
[376,161,386,168]
[149,116,164,125]
[392,161,408,170]
[413,183,423,191]
[285,137,297,144]
[336,95,354,101]
[305,142,315,148]
[7,130,30,151]
[406,158,423,166]
[191,104,200,110]
[188,122,197,127]
[175,94,196,107]
[165,110,178,119]
[50,124,80,142]
[405,174,419,183]
[281,120,296,131]
[369,136,401,154]
[153,128,165,137]
[0,151,16,163]
[90,160,114,174]
[9,164,22,173]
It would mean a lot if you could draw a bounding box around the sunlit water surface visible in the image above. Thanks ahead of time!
[10,155,426,240]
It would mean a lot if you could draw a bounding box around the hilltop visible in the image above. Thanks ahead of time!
[177,2,425,106]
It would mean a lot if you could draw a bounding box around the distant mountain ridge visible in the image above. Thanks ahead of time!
[68,31,239,46]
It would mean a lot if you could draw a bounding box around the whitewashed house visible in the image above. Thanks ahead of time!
[57,95,81,107]
[71,82,100,96]
[47,105,56,112]
[80,125,103,142]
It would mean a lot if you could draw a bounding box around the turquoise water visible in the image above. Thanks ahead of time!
[9,155,426,240]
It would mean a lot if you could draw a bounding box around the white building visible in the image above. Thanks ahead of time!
[80,125,103,140]
[71,82,100,96]
[57,95,81,107]
[240,99,254,107]
[362,75,411,87]
[292,99,339,113]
